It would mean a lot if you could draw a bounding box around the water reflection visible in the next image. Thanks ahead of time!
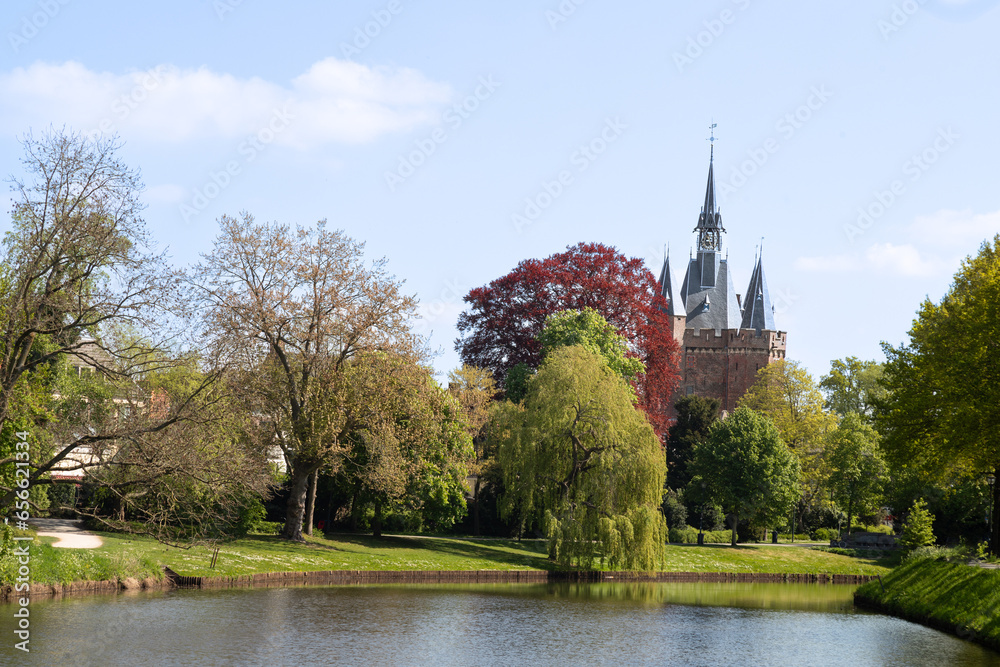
[1,582,997,666]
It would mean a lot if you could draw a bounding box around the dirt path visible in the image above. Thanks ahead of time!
[29,518,103,549]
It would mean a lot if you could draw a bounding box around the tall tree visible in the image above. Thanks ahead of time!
[536,308,645,385]
[494,346,667,570]
[690,407,800,546]
[194,213,420,541]
[826,413,887,536]
[0,129,219,514]
[739,359,835,529]
[665,395,720,491]
[455,242,680,438]
[336,352,473,537]
[819,357,886,420]
[447,364,497,536]
[877,235,1000,554]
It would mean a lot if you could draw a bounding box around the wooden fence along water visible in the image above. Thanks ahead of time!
[1,569,878,601]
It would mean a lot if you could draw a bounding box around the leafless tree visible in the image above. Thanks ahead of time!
[194,212,421,541]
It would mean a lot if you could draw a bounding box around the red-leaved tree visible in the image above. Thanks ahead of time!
[455,242,681,437]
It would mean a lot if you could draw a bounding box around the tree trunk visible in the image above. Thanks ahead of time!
[282,465,312,541]
[991,465,1000,557]
[304,469,318,536]
[729,511,738,547]
[847,496,854,540]
[373,497,383,538]
[473,477,481,537]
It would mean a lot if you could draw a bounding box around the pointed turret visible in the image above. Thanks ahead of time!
[657,247,678,318]
[741,250,776,335]
[680,138,741,332]
[694,145,725,252]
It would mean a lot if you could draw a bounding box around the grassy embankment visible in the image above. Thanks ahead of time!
[855,557,1000,651]
[12,530,894,584]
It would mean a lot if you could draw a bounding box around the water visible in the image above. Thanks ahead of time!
[1,582,997,666]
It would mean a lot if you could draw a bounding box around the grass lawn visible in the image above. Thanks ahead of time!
[660,544,893,575]
[21,532,893,582]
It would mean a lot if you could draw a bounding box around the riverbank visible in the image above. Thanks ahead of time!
[2,530,894,601]
[855,558,1000,652]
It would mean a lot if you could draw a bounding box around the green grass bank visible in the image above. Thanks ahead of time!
[855,558,1000,652]
[6,531,893,586]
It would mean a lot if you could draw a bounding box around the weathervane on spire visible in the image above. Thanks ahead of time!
[708,121,718,160]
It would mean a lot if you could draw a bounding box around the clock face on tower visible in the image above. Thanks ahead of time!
[701,230,718,250]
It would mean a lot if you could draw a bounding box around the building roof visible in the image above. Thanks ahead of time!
[740,252,777,334]
[657,248,680,318]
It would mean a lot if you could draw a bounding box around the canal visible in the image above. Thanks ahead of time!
[1,582,997,665]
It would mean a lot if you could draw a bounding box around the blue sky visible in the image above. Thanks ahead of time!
[2,1,998,383]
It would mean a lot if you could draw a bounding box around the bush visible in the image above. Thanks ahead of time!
[813,527,838,542]
[899,498,936,552]
[668,525,734,544]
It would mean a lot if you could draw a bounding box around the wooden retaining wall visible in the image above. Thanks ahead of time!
[1,569,878,602]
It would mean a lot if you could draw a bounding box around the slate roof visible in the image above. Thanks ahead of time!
[657,249,679,318]
[740,253,776,334]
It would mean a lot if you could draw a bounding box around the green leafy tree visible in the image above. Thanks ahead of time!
[665,395,720,491]
[691,407,800,546]
[898,497,935,552]
[819,357,886,420]
[740,359,835,530]
[877,236,1000,554]
[447,364,497,535]
[537,308,645,384]
[494,346,666,570]
[826,413,887,536]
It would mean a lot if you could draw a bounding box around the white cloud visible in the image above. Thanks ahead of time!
[0,59,453,146]
[908,208,1000,249]
[864,243,948,277]
[795,243,950,277]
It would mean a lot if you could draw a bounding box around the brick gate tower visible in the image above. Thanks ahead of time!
[658,140,786,414]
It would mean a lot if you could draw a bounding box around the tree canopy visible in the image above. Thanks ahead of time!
[455,242,680,437]
[826,412,887,536]
[819,356,886,420]
[877,235,1000,553]
[493,345,667,570]
[194,213,422,541]
[691,407,800,546]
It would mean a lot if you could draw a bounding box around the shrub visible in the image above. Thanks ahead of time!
[668,525,733,544]
[899,498,935,552]
[813,527,838,542]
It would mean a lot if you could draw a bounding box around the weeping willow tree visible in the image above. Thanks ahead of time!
[494,345,667,570]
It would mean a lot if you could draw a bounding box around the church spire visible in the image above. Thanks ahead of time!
[740,247,776,335]
[695,123,724,251]
[657,245,677,318]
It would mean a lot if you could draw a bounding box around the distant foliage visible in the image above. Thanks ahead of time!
[456,242,681,438]
[899,498,936,552]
